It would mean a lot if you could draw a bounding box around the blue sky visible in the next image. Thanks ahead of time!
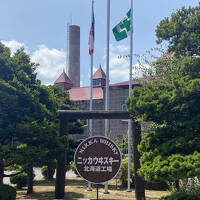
[0,0,199,86]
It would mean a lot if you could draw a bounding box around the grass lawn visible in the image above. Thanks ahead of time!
[16,177,170,200]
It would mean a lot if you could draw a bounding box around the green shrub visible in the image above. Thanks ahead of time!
[41,165,55,179]
[10,172,28,189]
[66,164,71,172]
[160,192,200,200]
[117,157,134,187]
[41,166,48,179]
[179,178,200,196]
[41,159,56,179]
[0,184,16,200]
[70,161,78,176]
[4,164,21,171]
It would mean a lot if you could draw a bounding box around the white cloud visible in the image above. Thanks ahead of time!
[31,45,66,85]
[2,40,29,55]
[103,44,149,83]
[1,40,149,87]
[84,65,98,84]
[2,40,66,85]
[103,44,130,83]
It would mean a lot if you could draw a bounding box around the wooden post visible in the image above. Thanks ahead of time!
[55,115,68,199]
[27,161,34,194]
[132,120,145,200]
[0,156,4,184]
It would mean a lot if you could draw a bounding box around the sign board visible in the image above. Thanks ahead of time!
[74,136,122,184]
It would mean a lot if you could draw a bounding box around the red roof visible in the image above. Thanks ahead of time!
[69,87,103,101]
[93,66,106,79]
[110,80,140,87]
[54,71,72,85]
[68,80,140,101]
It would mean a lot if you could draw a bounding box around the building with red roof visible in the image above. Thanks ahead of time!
[53,24,141,141]
[54,70,73,90]
[54,66,139,141]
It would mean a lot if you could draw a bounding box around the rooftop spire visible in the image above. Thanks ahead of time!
[54,71,72,90]
[93,65,106,80]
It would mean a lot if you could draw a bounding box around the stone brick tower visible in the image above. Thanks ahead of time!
[93,65,106,87]
[67,25,80,88]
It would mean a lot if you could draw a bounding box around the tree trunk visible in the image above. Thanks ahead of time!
[55,116,68,199]
[132,120,145,200]
[55,154,66,198]
[27,161,34,194]
[175,180,180,192]
[0,156,4,184]
[47,165,54,180]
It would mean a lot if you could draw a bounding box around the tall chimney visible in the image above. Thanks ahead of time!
[67,25,80,88]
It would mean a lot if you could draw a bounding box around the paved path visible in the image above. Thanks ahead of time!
[4,167,76,184]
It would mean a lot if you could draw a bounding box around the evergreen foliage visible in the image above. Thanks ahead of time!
[118,158,134,187]
[10,172,28,189]
[127,56,200,182]
[160,192,200,200]
[126,3,200,184]
[115,132,128,155]
[70,161,78,176]
[0,184,16,200]
[41,165,55,180]
[0,42,83,193]
[156,3,200,56]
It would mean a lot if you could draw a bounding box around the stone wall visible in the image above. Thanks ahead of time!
[108,85,129,141]
[71,99,105,140]
[71,85,131,142]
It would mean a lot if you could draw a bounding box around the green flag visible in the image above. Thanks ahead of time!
[112,9,131,41]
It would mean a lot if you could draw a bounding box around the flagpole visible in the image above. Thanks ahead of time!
[89,54,93,136]
[88,0,94,191]
[66,22,70,74]
[89,0,94,138]
[105,0,110,148]
[127,0,133,192]
[104,0,110,194]
[88,52,93,192]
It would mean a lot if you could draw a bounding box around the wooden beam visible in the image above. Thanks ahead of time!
[58,110,131,119]
[55,116,68,199]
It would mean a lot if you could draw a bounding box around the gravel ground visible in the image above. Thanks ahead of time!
[4,167,76,185]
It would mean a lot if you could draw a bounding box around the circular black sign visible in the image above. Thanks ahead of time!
[74,136,122,184]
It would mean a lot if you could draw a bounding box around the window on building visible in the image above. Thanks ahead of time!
[122,104,127,111]
[121,104,128,122]
[58,83,64,91]
[93,79,101,87]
